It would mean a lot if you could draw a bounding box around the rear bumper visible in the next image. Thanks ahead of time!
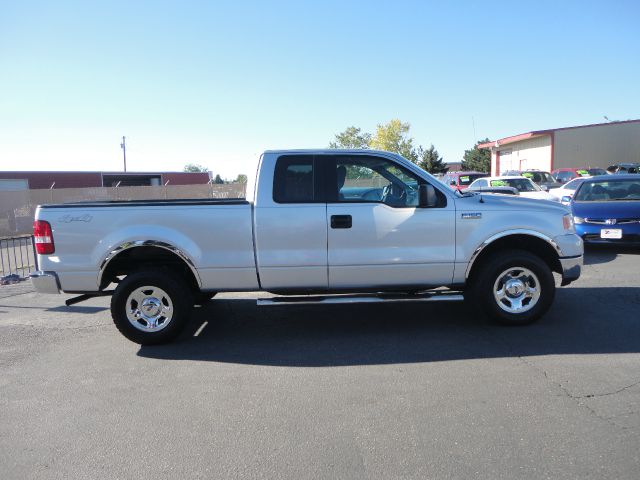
[559,255,582,286]
[30,271,61,294]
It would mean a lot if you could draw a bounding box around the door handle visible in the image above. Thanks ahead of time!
[331,215,352,229]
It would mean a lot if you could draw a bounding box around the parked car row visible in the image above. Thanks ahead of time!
[451,172,640,246]
[440,167,639,247]
[553,164,638,183]
[464,176,555,200]
[502,170,562,190]
[441,171,489,192]
[442,163,640,197]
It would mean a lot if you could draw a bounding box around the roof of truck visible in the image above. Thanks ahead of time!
[263,149,397,156]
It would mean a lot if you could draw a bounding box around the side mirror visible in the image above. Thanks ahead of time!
[449,180,456,186]
[540,185,549,191]
[419,184,438,208]
[561,195,572,204]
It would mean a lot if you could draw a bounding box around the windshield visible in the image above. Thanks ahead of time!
[574,179,640,202]
[490,178,540,192]
[540,172,555,183]
[564,178,583,191]
[522,171,555,183]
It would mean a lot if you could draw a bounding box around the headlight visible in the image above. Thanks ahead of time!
[563,213,575,231]
[573,216,584,225]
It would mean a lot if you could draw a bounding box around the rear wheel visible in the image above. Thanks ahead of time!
[111,270,193,345]
[470,250,555,325]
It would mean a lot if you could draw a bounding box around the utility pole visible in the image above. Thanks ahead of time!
[120,136,127,172]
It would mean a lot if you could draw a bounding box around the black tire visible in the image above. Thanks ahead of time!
[110,269,193,345]
[194,291,217,305]
[469,249,555,325]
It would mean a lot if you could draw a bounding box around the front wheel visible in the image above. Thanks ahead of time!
[111,270,193,345]
[470,250,555,325]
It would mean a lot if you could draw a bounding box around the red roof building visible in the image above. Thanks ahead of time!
[478,119,640,176]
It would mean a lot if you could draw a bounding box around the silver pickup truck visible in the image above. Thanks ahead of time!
[31,149,583,344]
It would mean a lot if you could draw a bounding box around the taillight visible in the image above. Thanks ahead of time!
[33,220,55,254]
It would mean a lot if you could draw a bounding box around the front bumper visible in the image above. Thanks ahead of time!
[553,233,583,286]
[576,223,640,245]
[30,271,61,294]
[559,255,582,286]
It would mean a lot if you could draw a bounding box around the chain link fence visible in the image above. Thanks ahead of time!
[0,184,247,238]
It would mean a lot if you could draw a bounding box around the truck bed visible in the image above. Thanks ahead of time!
[35,200,258,292]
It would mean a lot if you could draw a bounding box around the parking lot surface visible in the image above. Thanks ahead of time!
[1,247,639,479]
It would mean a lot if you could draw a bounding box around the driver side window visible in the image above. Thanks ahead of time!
[334,156,421,208]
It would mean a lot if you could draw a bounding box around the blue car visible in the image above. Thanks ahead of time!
[566,174,640,245]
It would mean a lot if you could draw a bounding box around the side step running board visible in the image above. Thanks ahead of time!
[257,291,464,306]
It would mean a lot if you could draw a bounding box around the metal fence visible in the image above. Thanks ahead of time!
[0,235,37,279]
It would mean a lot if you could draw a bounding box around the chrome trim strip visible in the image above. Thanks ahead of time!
[585,218,639,225]
[464,229,563,280]
[97,240,202,288]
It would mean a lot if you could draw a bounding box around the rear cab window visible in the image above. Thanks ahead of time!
[273,156,320,203]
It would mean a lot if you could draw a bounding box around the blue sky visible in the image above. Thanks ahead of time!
[1,0,638,178]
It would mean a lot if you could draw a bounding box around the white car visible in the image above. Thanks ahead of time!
[548,177,586,203]
[468,176,555,200]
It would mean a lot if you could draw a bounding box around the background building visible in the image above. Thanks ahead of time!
[479,119,640,176]
[445,162,463,172]
[0,171,211,190]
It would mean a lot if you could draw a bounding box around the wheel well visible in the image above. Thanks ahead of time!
[99,246,200,292]
[467,234,562,282]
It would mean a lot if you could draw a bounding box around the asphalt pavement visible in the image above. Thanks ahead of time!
[1,247,639,479]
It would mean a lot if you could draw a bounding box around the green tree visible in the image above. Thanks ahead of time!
[369,119,418,163]
[417,144,449,174]
[233,174,248,184]
[461,138,491,172]
[329,126,371,149]
[183,163,208,173]
[213,174,224,184]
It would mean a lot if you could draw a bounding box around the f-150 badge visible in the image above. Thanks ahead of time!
[58,214,93,223]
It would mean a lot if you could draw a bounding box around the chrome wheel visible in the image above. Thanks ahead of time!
[125,286,174,332]
[493,267,541,314]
